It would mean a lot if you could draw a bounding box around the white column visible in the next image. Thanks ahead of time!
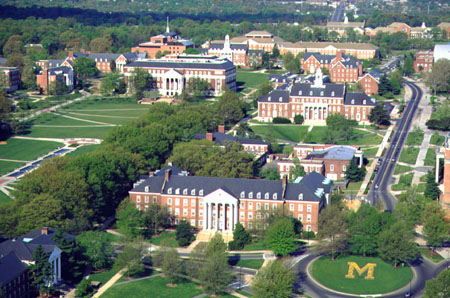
[234,203,238,230]
[216,203,220,231]
[204,203,208,230]
[231,204,235,231]
[436,157,440,183]
[209,202,213,230]
[53,259,57,284]
[224,204,228,231]
[58,256,61,281]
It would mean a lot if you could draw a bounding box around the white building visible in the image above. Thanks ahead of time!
[434,43,450,63]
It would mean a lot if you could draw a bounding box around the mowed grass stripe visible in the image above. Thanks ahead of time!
[21,126,113,139]
[62,102,149,110]
[58,113,133,125]
[236,72,270,89]
[26,113,95,126]
[252,125,309,142]
[0,138,62,161]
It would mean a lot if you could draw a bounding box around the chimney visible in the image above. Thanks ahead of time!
[218,125,225,133]
[164,169,171,181]
[68,51,74,59]
[282,175,288,188]
[149,171,154,177]
[41,227,48,235]
[168,161,173,166]
[206,132,213,141]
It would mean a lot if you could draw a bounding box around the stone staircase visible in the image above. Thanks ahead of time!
[196,230,234,243]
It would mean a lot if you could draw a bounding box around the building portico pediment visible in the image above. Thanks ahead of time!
[203,188,238,205]
[163,68,184,78]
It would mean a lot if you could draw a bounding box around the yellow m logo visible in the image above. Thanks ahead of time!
[345,262,377,280]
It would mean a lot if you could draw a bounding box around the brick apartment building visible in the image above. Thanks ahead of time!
[357,69,381,95]
[0,66,20,92]
[124,55,236,97]
[277,144,363,181]
[0,253,30,298]
[365,22,431,39]
[129,168,332,233]
[257,69,377,125]
[414,51,433,73]
[36,62,75,95]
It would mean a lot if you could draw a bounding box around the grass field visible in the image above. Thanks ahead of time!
[418,247,445,263]
[236,72,270,90]
[391,173,413,191]
[417,183,426,193]
[236,289,253,297]
[405,130,424,146]
[0,160,26,176]
[58,113,133,125]
[302,127,382,145]
[67,144,100,157]
[252,125,309,142]
[151,231,178,246]
[100,276,203,298]
[429,133,445,146]
[88,267,120,285]
[243,239,267,251]
[394,164,414,175]
[424,148,436,167]
[341,181,363,194]
[399,147,420,165]
[310,255,413,295]
[362,147,379,156]
[0,191,13,204]
[21,126,113,139]
[0,138,62,161]
[229,258,264,269]
[26,113,94,126]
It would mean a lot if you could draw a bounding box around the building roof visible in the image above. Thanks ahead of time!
[437,22,450,29]
[245,30,273,37]
[130,171,331,203]
[344,92,376,106]
[154,165,187,177]
[368,69,382,80]
[327,21,365,28]
[257,89,290,103]
[0,58,6,66]
[304,52,335,64]
[126,58,235,70]
[48,66,72,75]
[285,41,378,50]
[306,146,357,161]
[290,82,345,98]
[0,252,27,284]
[194,132,269,146]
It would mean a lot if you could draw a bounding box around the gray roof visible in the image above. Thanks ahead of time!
[154,165,186,177]
[194,132,269,146]
[209,43,248,51]
[48,59,64,68]
[130,172,331,203]
[258,90,290,103]
[74,52,139,62]
[368,69,381,79]
[306,146,356,160]
[0,252,27,284]
[126,59,235,70]
[48,66,72,75]
[344,92,376,106]
[291,83,345,98]
[304,52,335,64]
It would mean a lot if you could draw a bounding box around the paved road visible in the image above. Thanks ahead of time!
[330,4,345,22]
[368,80,423,210]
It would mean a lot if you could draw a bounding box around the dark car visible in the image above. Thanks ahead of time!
[404,291,414,297]
[374,166,379,172]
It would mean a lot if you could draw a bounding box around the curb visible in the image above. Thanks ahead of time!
[305,256,417,297]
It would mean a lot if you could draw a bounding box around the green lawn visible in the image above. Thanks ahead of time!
[417,183,427,193]
[26,113,94,126]
[62,109,148,117]
[405,130,424,146]
[229,258,264,269]
[362,147,379,156]
[394,164,414,175]
[252,125,309,142]
[303,127,382,145]
[0,138,62,161]
[341,181,363,194]
[243,239,267,251]
[151,231,178,246]
[88,267,120,285]
[236,289,253,297]
[391,173,414,191]
[67,144,101,157]
[58,112,136,125]
[236,72,270,90]
[100,276,203,298]
[418,247,445,263]
[429,133,445,146]
[399,147,420,165]
[0,191,13,204]
[60,97,144,111]
[21,126,113,139]
[0,160,26,176]
[424,148,436,167]
[310,255,413,295]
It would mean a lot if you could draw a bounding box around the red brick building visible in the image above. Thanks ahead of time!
[0,67,20,92]
[0,253,30,298]
[67,51,141,73]
[257,69,377,125]
[129,168,332,233]
[436,133,450,214]
[36,64,75,94]
[357,70,380,95]
[414,51,433,73]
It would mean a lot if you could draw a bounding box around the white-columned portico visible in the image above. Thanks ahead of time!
[203,188,239,232]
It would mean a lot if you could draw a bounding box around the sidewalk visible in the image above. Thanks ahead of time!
[92,268,126,298]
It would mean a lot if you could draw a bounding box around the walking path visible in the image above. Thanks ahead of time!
[92,268,126,298]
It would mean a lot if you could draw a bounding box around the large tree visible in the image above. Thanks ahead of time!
[77,231,115,270]
[175,219,194,247]
[144,203,171,235]
[128,67,154,100]
[252,260,295,298]
[30,245,53,295]
[368,103,390,126]
[423,269,450,298]
[228,222,251,250]
[344,159,365,182]
[216,90,246,125]
[394,185,427,226]
[266,218,298,256]
[377,221,418,267]
[52,230,85,282]
[424,170,440,200]
[326,113,357,143]
[116,200,144,239]
[73,56,98,80]
[316,204,349,260]
[114,241,144,278]
[423,213,449,250]
[289,157,306,182]
[425,59,450,96]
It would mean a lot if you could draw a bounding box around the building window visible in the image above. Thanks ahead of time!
[240,212,245,219]
[257,192,261,199]
[167,198,172,205]
[248,192,253,199]
[153,196,157,203]
[256,202,261,210]
[199,189,204,196]
[298,204,303,211]
[199,220,203,226]
[249,202,253,208]
[183,189,188,195]
[168,187,172,194]
[191,189,196,196]
[265,192,269,199]
[175,188,180,195]
[307,204,312,212]
[183,209,188,216]
[306,225,311,231]
[240,191,245,198]
[183,199,188,206]
[273,193,277,200]
[191,200,196,207]
[144,196,149,203]
[330,164,334,171]
[175,198,180,206]
[298,193,303,200]
[298,214,303,221]
[289,204,294,211]
[343,165,347,171]
[190,219,196,226]
[191,210,195,216]
[175,208,180,216]
[248,212,253,219]
[307,214,312,222]
[136,196,141,203]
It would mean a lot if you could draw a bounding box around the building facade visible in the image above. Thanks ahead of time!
[124,56,236,97]
[0,253,30,298]
[257,69,377,125]
[436,133,450,214]
[129,170,332,233]
[414,51,434,73]
[357,70,380,95]
[36,65,75,95]
[0,67,20,92]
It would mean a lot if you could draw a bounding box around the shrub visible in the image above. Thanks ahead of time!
[273,117,291,124]
[294,114,304,124]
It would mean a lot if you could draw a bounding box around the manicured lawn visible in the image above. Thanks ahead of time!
[21,126,113,139]
[252,125,309,142]
[310,255,413,295]
[236,72,270,90]
[0,160,26,176]
[337,132,383,146]
[116,267,156,283]
[341,181,363,195]
[362,147,379,156]
[243,239,267,251]
[26,113,94,126]
[88,267,120,285]
[0,138,62,161]
[151,231,178,246]
[417,183,427,193]
[429,133,445,146]
[67,144,101,157]
[424,148,436,167]
[399,147,420,165]
[391,173,413,191]
[0,191,13,204]
[303,127,382,145]
[420,174,428,182]
[394,164,414,175]
[100,276,203,298]
[61,97,144,111]
[59,113,136,125]
[405,130,424,146]
[229,258,264,269]
[236,289,253,297]
[63,108,148,117]
[418,247,445,263]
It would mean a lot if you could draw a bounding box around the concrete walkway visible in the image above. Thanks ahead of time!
[92,268,126,298]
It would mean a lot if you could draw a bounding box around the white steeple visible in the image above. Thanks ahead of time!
[421,22,426,29]
[166,16,170,33]
[224,34,231,51]
[313,68,324,88]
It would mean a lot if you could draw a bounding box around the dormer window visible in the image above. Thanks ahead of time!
[363,99,366,105]
[279,97,282,102]
[299,193,303,200]
[145,186,149,192]
[273,193,277,200]
[351,99,355,104]
[175,188,180,195]
[331,91,335,96]
[320,91,324,96]
[199,189,204,196]
[257,192,261,199]
[183,188,188,195]
[310,91,313,96]
[191,189,196,196]
[265,192,269,199]
[240,191,245,198]
[268,96,271,101]
[168,187,173,194]
[299,91,302,95]
[249,192,253,199]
